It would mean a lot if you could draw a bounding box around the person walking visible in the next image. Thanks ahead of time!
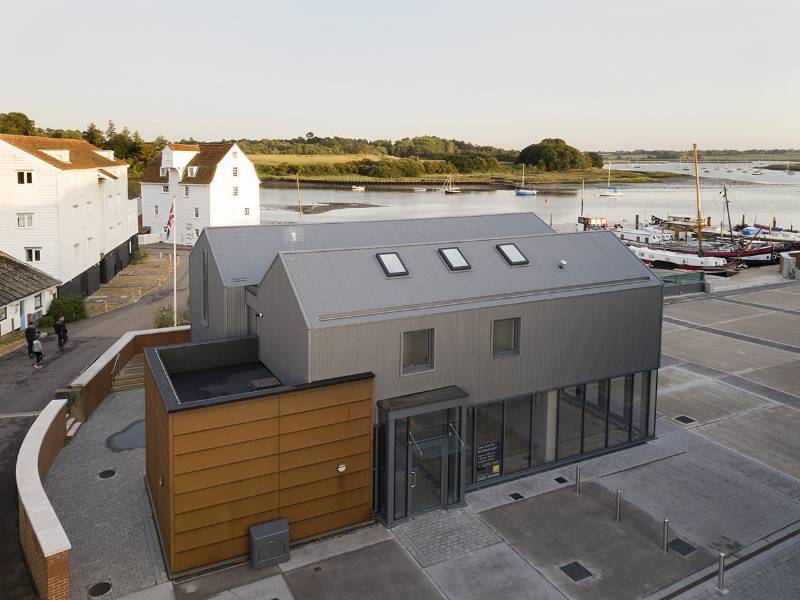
[24,321,36,357]
[54,315,68,351]
[32,332,44,368]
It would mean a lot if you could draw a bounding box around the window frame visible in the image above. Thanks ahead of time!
[496,242,529,266]
[25,247,41,262]
[401,328,435,375]
[244,207,250,216]
[154,205,159,216]
[438,247,471,271]
[232,166,238,177]
[161,185,169,194]
[159,166,168,177]
[34,294,42,309]
[376,252,409,277]
[0,306,6,321]
[491,317,521,359]
[17,213,33,228]
[184,186,189,197]
[194,207,199,218]
[17,171,33,184]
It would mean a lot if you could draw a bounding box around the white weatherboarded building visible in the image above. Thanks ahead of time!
[140,143,259,246]
[0,134,139,297]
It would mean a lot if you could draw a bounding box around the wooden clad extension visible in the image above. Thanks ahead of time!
[145,373,374,575]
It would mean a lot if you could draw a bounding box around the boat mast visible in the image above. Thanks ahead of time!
[693,143,703,254]
[722,184,734,241]
[522,164,525,187]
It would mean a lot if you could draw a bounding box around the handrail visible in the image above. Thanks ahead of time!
[110,352,121,384]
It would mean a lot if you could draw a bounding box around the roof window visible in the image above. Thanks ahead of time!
[376,252,408,277]
[496,243,529,266]
[187,166,198,178]
[438,247,470,271]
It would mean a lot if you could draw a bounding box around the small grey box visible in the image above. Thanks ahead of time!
[249,518,290,569]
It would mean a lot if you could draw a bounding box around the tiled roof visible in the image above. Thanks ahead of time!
[141,154,168,184]
[0,251,60,306]
[180,143,233,184]
[168,143,200,151]
[0,134,127,170]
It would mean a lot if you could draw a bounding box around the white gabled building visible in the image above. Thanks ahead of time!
[0,134,139,297]
[140,142,259,246]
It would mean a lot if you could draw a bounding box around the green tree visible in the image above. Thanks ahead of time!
[83,122,105,147]
[0,111,36,135]
[517,139,592,171]
[586,151,604,168]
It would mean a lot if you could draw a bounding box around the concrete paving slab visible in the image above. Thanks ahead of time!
[661,328,797,372]
[696,405,800,481]
[596,453,800,554]
[118,583,175,600]
[732,289,800,311]
[216,574,294,600]
[283,539,444,600]
[174,562,280,600]
[662,321,687,332]
[425,542,566,600]
[740,359,800,397]
[663,300,769,325]
[656,380,772,427]
[657,366,709,391]
[779,285,800,295]
[713,312,800,348]
[279,524,391,572]
[480,483,715,600]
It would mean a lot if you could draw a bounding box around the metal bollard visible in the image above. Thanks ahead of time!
[575,465,581,494]
[715,553,726,593]
[615,490,622,522]
[661,519,670,553]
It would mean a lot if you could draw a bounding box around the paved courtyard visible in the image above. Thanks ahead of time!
[44,281,800,600]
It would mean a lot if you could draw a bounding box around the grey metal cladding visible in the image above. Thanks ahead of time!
[202,212,552,287]
[189,234,229,342]
[277,230,661,329]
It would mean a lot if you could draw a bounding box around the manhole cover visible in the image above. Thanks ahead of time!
[88,581,112,597]
[560,561,592,582]
[674,415,696,424]
[554,476,568,484]
[98,469,116,479]
[668,538,698,556]
[509,492,524,501]
[313,566,322,572]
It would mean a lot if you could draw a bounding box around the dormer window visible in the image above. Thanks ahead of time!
[160,167,168,177]
[187,166,198,178]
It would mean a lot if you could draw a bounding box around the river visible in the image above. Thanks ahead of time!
[260,163,800,232]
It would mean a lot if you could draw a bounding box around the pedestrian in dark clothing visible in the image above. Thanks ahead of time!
[54,316,68,351]
[24,321,36,357]
[32,332,44,368]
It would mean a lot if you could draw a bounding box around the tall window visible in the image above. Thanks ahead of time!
[17,171,33,184]
[233,186,239,196]
[608,376,632,446]
[17,213,33,228]
[244,207,250,216]
[201,249,209,323]
[34,294,42,309]
[492,318,520,358]
[232,151,238,159]
[154,205,159,216]
[402,329,434,374]
[160,167,167,177]
[583,381,609,453]
[73,243,79,258]
[194,207,199,218]
[0,306,6,321]
[25,248,41,262]
[184,186,189,197]
[232,166,238,177]
[557,386,584,459]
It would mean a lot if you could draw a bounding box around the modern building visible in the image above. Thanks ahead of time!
[0,250,59,336]
[0,134,139,296]
[140,143,259,246]
[145,212,662,574]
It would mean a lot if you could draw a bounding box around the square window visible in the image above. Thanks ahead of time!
[25,248,41,262]
[184,186,189,197]
[402,329,434,374]
[233,166,238,177]
[496,243,529,266]
[162,185,169,194]
[376,252,408,277]
[233,186,239,196]
[492,317,520,357]
[34,294,42,309]
[17,213,33,227]
[438,247,470,271]
[194,207,199,218]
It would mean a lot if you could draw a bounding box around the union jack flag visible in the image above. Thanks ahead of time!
[165,199,175,239]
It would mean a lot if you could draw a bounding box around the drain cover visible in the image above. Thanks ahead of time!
[674,415,696,424]
[509,492,524,501]
[560,561,592,582]
[98,469,116,479]
[88,581,112,597]
[668,538,697,556]
[313,566,322,572]
[554,476,568,484]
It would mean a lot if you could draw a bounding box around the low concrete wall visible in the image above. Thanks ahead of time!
[69,326,191,421]
[16,400,71,600]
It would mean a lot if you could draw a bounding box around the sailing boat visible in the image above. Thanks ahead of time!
[514,164,537,196]
[441,173,461,194]
[599,168,623,197]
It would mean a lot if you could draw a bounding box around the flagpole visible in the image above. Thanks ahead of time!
[172,194,177,327]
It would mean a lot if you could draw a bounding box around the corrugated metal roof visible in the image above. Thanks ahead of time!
[277,230,661,329]
[203,212,553,287]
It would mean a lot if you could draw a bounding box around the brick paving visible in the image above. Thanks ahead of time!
[676,537,800,600]
[392,508,500,567]
[44,389,167,600]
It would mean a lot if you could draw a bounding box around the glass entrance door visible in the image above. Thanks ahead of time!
[409,438,446,514]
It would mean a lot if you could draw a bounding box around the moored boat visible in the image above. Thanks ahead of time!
[351,185,366,192]
[627,245,732,272]
[514,164,537,196]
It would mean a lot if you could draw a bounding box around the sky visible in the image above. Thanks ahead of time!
[1,0,798,151]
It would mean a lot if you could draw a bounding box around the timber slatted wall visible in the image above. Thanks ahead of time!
[145,360,173,563]
[146,375,374,575]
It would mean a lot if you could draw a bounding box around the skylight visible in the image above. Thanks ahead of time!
[496,243,529,266]
[376,252,408,277]
[438,247,471,271]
